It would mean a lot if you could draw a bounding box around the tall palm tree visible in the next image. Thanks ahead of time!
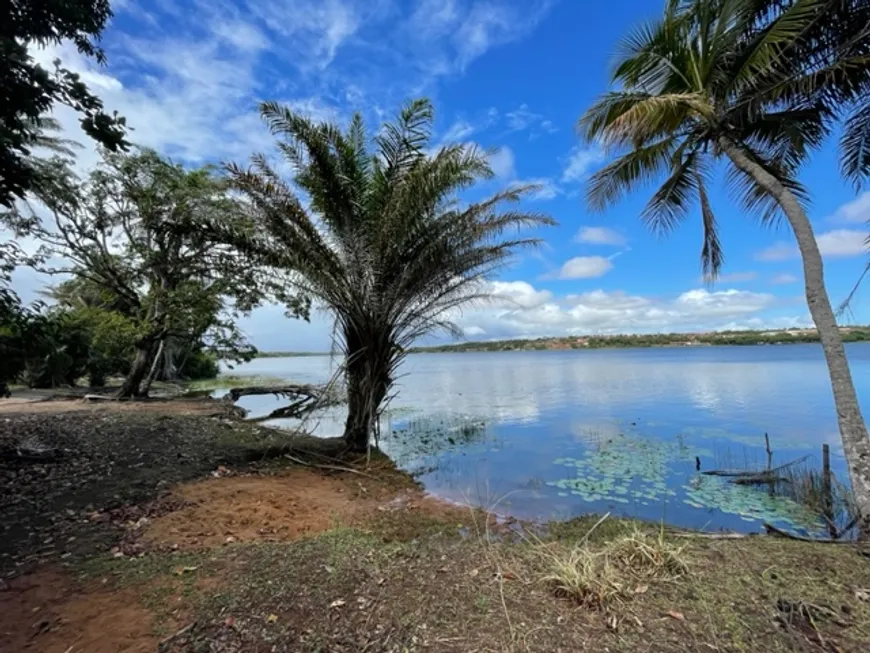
[229,99,553,452]
[581,0,870,537]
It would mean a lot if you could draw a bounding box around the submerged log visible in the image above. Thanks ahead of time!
[223,383,340,421]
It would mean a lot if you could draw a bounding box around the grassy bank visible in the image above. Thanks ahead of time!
[1,403,869,652]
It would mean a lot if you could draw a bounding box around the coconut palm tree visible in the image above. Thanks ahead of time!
[581,0,870,537]
[229,98,554,452]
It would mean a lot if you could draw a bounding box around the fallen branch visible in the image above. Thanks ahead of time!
[671,531,750,540]
[283,453,375,478]
[157,622,195,651]
[763,523,854,544]
[222,383,341,422]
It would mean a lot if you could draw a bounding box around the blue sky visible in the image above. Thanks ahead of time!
[17,0,870,350]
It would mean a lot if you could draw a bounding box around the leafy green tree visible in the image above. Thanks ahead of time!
[581,0,870,537]
[1,0,128,207]
[229,99,554,451]
[15,150,289,397]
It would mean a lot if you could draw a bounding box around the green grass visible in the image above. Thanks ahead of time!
[182,374,286,392]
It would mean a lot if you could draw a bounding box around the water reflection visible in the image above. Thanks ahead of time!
[225,344,870,532]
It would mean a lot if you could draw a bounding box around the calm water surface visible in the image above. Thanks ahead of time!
[223,344,870,534]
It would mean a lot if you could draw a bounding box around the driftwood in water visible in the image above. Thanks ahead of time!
[733,475,788,485]
[702,455,810,479]
[763,521,857,544]
[223,383,339,421]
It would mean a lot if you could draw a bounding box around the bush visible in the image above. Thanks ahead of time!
[179,350,220,380]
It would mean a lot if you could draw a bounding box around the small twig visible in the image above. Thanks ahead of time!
[157,622,195,651]
[671,531,749,540]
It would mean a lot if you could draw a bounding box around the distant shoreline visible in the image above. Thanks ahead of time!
[255,327,870,357]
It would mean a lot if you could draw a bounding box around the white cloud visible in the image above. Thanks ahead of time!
[455,285,781,341]
[246,0,361,69]
[817,229,869,257]
[700,271,758,284]
[558,256,613,279]
[575,227,626,246]
[561,145,605,183]
[489,146,516,179]
[756,230,868,261]
[504,103,558,136]
[488,280,553,308]
[828,192,870,223]
[224,282,792,350]
[511,177,559,201]
[441,119,476,142]
[771,273,799,285]
[452,2,554,70]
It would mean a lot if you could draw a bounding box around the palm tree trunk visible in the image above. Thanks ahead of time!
[720,136,870,539]
[343,357,389,452]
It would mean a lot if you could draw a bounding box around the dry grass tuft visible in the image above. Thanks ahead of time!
[540,545,625,608]
[536,520,690,608]
[607,526,689,580]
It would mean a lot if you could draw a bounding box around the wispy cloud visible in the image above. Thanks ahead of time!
[562,145,605,183]
[488,146,516,179]
[828,191,870,224]
[504,103,558,137]
[756,230,869,261]
[575,226,626,246]
[510,177,560,201]
[770,273,799,285]
[557,256,614,279]
[700,271,758,284]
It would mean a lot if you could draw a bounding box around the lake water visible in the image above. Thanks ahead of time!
[222,344,870,535]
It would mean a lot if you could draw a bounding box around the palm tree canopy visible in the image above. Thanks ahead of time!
[580,0,870,278]
[229,98,554,351]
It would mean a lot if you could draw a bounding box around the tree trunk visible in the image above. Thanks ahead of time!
[139,339,165,398]
[343,361,389,452]
[720,136,870,540]
[342,332,392,453]
[116,343,153,398]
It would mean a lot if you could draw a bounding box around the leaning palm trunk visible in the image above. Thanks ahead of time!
[721,137,870,539]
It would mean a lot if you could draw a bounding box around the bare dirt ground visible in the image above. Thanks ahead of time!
[2,399,870,653]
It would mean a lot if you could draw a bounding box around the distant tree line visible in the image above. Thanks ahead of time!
[412,328,870,354]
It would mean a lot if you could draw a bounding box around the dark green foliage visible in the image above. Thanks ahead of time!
[178,350,220,380]
[10,149,292,396]
[1,0,128,207]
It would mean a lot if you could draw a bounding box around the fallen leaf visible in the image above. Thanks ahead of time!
[666,611,685,621]
[329,599,346,609]
[634,584,649,595]
[856,589,870,603]
[469,568,479,578]
[266,614,278,623]
[224,616,235,627]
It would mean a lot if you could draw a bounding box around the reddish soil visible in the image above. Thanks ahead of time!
[0,567,163,653]
[140,467,466,550]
